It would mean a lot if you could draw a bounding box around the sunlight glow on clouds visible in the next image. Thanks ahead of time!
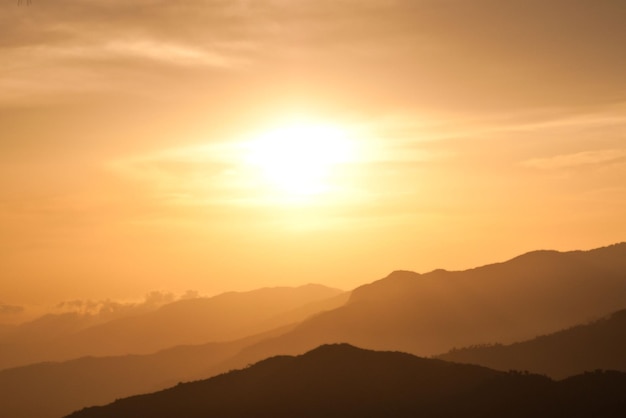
[243,122,358,197]
[56,39,245,68]
[108,114,451,213]
[2,0,626,304]
[110,123,360,208]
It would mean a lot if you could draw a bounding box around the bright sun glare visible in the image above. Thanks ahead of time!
[244,122,356,199]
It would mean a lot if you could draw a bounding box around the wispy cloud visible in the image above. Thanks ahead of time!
[0,1,261,102]
[522,149,626,170]
[55,290,178,317]
[104,39,248,67]
[3,0,626,108]
[109,140,265,208]
[24,39,247,68]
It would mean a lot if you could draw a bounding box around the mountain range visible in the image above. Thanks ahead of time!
[0,284,346,370]
[207,243,626,371]
[65,344,626,418]
[6,304,626,418]
[439,307,626,379]
[0,329,287,418]
[1,242,625,417]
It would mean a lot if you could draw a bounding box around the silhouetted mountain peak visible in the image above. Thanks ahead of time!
[506,242,626,267]
[65,343,626,418]
[249,343,372,372]
[595,242,626,250]
[348,270,421,304]
[512,249,561,260]
[252,343,400,368]
[386,269,421,279]
[304,342,361,355]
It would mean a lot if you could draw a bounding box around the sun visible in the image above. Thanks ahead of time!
[243,121,356,200]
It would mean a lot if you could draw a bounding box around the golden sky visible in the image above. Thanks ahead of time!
[1,0,626,312]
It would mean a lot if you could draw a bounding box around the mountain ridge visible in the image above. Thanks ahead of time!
[3,242,626,418]
[65,343,626,418]
[206,242,626,374]
[0,325,294,418]
[0,284,345,370]
[438,307,626,378]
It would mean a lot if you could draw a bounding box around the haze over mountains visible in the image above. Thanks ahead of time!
[65,344,626,418]
[0,284,346,370]
[439,308,626,379]
[0,331,287,418]
[1,243,625,418]
[212,243,626,370]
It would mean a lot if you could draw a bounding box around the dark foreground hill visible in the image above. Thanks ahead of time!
[439,308,626,379]
[0,327,291,418]
[66,344,626,418]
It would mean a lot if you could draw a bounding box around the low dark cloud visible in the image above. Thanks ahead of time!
[54,290,193,321]
[0,304,25,315]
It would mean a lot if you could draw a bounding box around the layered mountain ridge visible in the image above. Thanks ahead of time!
[216,242,626,370]
[439,307,626,379]
[65,344,626,418]
[0,284,346,370]
[2,242,625,418]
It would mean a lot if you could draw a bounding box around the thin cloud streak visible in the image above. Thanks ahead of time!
[522,149,626,170]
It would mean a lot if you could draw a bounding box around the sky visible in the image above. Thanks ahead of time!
[1,0,626,317]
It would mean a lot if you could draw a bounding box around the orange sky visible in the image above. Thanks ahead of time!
[1,0,626,316]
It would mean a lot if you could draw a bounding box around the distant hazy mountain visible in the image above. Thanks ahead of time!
[438,308,626,379]
[211,243,626,370]
[65,344,626,418]
[5,244,626,417]
[0,284,346,370]
[64,284,345,352]
[0,295,178,347]
[1,312,101,344]
[0,312,110,371]
[0,327,290,418]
